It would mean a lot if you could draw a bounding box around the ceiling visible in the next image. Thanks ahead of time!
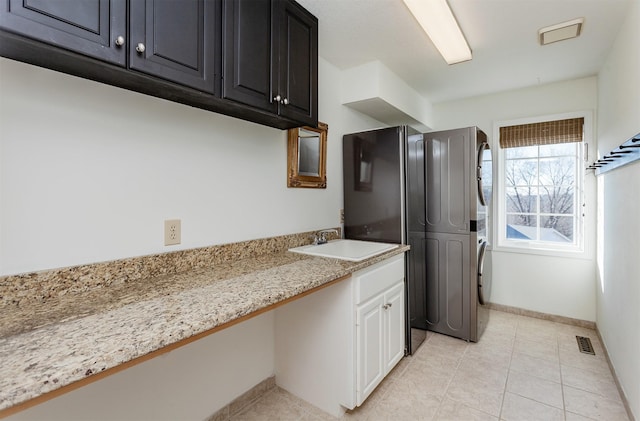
[296,0,632,104]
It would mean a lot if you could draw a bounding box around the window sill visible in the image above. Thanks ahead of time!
[493,243,591,260]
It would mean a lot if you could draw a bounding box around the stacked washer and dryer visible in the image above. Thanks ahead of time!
[343,126,492,348]
[416,127,493,342]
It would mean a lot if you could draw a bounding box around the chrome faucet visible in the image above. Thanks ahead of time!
[315,229,339,245]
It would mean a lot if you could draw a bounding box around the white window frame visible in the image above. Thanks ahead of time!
[493,111,592,258]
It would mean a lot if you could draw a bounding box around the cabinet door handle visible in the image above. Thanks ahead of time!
[282,98,289,105]
[115,36,125,47]
[273,94,281,103]
[136,43,146,53]
[383,303,392,310]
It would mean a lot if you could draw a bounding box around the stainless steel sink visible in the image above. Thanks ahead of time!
[288,239,398,262]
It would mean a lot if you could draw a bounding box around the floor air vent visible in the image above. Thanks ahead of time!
[576,336,595,355]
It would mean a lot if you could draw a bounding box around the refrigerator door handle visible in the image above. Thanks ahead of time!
[417,139,426,227]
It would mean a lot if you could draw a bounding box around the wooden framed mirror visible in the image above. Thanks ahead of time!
[287,122,328,188]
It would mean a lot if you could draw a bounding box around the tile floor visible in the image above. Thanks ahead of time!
[231,310,630,421]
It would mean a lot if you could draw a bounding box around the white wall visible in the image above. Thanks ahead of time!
[0,57,384,418]
[433,77,598,322]
[596,0,640,417]
[0,57,381,276]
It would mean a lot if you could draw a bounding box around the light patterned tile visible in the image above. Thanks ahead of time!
[513,337,559,363]
[412,348,463,372]
[506,370,563,409]
[341,378,391,421]
[446,370,505,416]
[341,408,371,421]
[515,324,558,345]
[484,312,518,336]
[558,332,605,356]
[434,396,498,421]
[383,354,412,384]
[464,339,513,369]
[397,359,456,397]
[228,377,276,416]
[416,338,468,364]
[426,333,470,353]
[510,351,561,383]
[558,335,606,358]
[480,324,517,342]
[563,385,629,420]
[561,364,622,402]
[473,327,516,348]
[500,392,564,421]
[231,388,311,421]
[225,311,628,421]
[565,411,601,421]
[456,355,510,390]
[302,400,340,421]
[413,343,465,366]
[559,345,612,376]
[375,379,442,420]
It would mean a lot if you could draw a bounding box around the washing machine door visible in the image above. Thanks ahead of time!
[476,139,491,207]
[477,240,492,305]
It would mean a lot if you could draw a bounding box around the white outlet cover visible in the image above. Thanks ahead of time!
[164,219,181,246]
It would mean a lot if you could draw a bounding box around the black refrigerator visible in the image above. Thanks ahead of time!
[343,126,428,354]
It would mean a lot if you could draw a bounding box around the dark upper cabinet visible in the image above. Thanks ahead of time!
[0,0,317,129]
[223,0,318,127]
[275,0,318,126]
[129,0,220,94]
[0,0,127,66]
[222,0,276,113]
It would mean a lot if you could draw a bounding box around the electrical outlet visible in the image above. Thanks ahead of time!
[340,208,344,223]
[164,219,181,246]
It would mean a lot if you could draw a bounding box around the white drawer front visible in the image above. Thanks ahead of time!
[354,254,405,304]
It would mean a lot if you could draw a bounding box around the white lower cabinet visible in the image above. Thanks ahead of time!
[355,257,405,406]
[274,253,406,417]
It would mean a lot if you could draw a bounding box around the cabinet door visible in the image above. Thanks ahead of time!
[0,0,126,66]
[383,282,405,373]
[356,294,384,406]
[222,0,277,113]
[275,0,318,126]
[129,0,219,93]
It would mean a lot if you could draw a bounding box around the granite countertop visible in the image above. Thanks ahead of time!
[0,233,409,413]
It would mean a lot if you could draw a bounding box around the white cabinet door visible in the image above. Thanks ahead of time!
[383,282,405,373]
[356,294,384,406]
[356,279,405,406]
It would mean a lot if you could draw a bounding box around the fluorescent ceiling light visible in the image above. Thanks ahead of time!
[402,0,472,65]
[539,18,584,45]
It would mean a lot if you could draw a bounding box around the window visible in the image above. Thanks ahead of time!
[496,115,586,253]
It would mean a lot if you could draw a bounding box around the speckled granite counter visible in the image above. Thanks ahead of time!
[0,231,408,414]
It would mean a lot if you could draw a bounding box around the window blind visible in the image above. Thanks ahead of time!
[499,117,584,149]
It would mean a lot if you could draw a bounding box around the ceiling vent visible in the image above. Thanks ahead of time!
[539,18,584,45]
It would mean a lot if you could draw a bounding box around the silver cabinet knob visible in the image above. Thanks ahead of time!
[115,36,125,46]
[273,94,281,102]
[282,98,289,105]
[136,43,146,53]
